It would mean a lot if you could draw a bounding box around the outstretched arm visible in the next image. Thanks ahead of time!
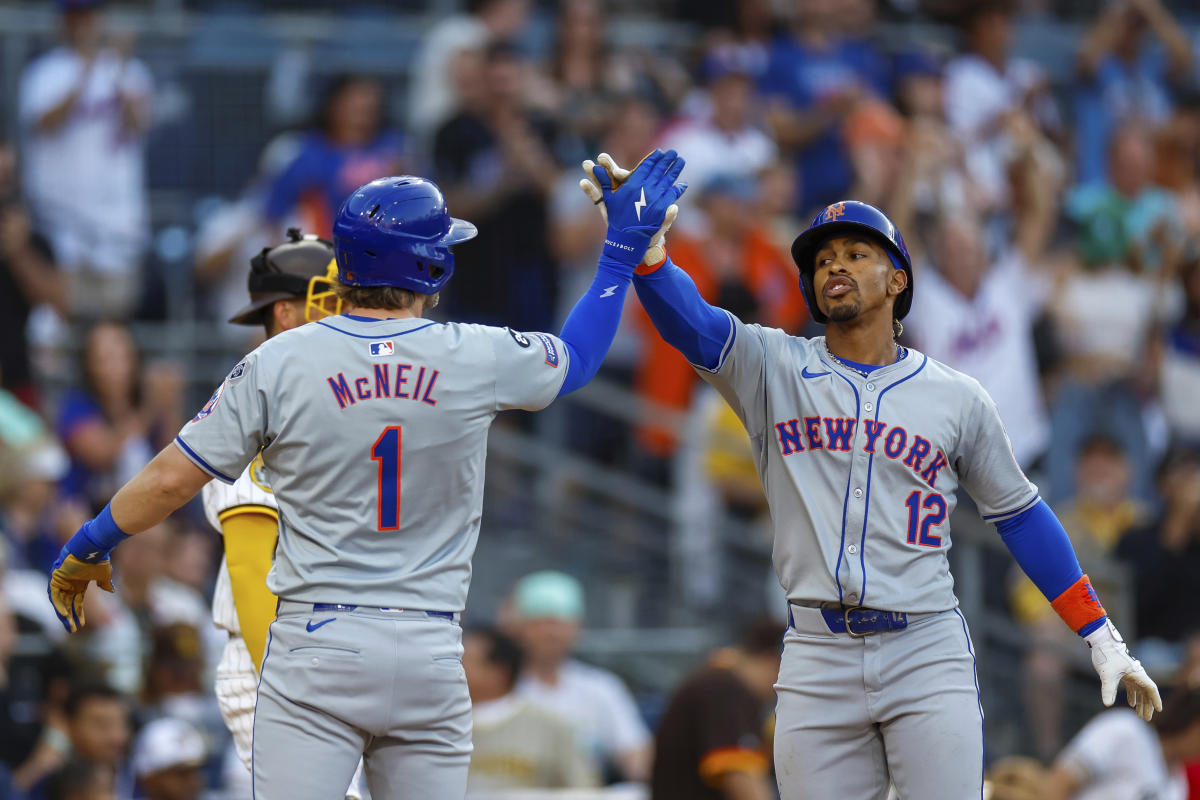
[48,445,212,632]
[633,256,734,372]
[556,262,637,395]
[961,390,1160,719]
[997,499,1161,720]
[556,150,688,395]
[577,153,733,372]
[996,500,1105,636]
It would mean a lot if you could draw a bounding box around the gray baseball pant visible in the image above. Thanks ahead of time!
[252,602,472,800]
[774,606,984,799]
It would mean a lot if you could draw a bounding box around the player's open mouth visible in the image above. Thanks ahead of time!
[823,277,855,297]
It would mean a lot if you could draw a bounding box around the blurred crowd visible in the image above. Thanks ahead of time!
[4,0,1200,797]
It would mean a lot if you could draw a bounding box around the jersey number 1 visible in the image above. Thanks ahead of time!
[371,426,402,530]
[905,490,946,547]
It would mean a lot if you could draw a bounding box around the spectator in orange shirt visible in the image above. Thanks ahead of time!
[633,173,807,478]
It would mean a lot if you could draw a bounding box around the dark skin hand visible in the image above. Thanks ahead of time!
[813,235,908,366]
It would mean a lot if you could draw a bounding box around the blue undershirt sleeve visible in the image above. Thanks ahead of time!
[556,259,633,396]
[632,257,733,371]
[995,500,1107,636]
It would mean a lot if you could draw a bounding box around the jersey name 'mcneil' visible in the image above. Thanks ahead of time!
[773,415,949,488]
[326,363,441,409]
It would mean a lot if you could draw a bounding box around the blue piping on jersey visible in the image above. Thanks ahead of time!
[828,370,861,606]
[341,312,398,322]
[174,435,236,483]
[953,608,986,798]
[857,354,928,606]
[706,309,738,374]
[981,493,1041,521]
[314,320,438,339]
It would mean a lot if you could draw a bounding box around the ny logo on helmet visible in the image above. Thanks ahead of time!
[822,203,846,222]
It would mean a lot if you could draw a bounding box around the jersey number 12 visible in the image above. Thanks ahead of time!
[371,426,402,530]
[904,490,946,547]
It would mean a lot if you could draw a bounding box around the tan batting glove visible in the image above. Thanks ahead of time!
[1086,619,1162,721]
[580,152,678,267]
[48,554,115,633]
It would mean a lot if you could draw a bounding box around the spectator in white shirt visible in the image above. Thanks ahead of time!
[18,0,152,320]
[510,571,653,784]
[897,109,1059,470]
[1045,687,1200,800]
[942,1,1061,211]
[659,43,775,233]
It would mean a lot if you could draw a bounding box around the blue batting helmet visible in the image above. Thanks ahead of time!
[789,200,914,324]
[332,176,477,294]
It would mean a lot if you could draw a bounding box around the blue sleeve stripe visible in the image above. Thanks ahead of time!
[982,494,1041,521]
[173,437,237,484]
[693,309,738,374]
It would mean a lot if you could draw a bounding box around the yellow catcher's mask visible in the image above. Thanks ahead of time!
[305,259,343,322]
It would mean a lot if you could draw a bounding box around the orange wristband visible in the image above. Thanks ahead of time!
[1050,574,1106,633]
[634,252,668,275]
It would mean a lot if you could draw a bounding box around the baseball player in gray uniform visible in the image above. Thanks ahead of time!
[582,162,1160,799]
[47,156,686,800]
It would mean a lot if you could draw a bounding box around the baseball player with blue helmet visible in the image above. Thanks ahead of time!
[47,154,687,799]
[584,156,1159,798]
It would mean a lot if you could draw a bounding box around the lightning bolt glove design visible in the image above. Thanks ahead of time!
[586,149,687,272]
[581,153,680,268]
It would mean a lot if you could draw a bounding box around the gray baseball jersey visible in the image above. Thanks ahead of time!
[175,315,568,611]
[697,317,1030,798]
[700,317,1038,612]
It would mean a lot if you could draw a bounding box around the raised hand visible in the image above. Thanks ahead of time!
[583,148,686,270]
[580,152,679,267]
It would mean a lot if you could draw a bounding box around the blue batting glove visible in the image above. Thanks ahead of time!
[595,149,688,269]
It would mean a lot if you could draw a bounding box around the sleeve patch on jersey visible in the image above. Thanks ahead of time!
[228,361,246,381]
[192,381,226,422]
[506,328,532,348]
[369,341,394,357]
[531,333,559,367]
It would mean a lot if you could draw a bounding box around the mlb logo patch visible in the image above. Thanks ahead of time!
[369,341,395,357]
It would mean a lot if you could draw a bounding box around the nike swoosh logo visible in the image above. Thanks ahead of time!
[600,285,618,298]
[801,367,831,379]
[306,618,336,633]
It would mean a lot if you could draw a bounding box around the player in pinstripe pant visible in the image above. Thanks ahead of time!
[200,228,365,798]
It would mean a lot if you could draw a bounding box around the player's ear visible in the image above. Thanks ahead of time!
[273,299,304,332]
[888,265,908,297]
